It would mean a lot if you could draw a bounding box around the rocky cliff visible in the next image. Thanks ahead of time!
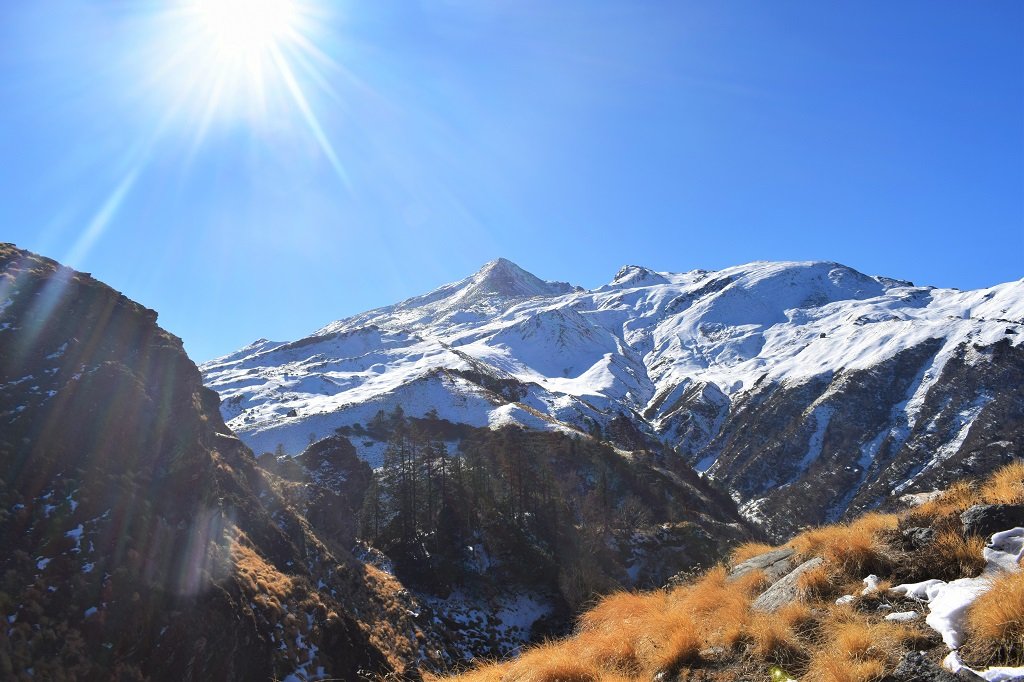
[0,244,430,680]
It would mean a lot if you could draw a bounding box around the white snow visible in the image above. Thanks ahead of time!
[892,527,1024,663]
[861,574,881,595]
[199,260,1023,461]
[45,342,68,360]
[883,611,919,622]
[66,524,84,552]
[944,651,1024,682]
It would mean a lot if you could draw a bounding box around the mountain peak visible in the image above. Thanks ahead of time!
[611,265,669,287]
[465,258,575,300]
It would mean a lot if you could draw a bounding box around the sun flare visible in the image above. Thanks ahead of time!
[190,0,297,61]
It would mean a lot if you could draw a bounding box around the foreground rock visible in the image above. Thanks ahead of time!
[751,557,824,612]
[0,245,423,680]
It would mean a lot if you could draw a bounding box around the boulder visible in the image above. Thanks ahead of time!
[752,557,824,612]
[901,526,937,549]
[891,651,984,682]
[960,504,1024,539]
[729,547,796,583]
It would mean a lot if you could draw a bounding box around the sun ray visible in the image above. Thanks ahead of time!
[270,42,352,190]
[65,165,143,269]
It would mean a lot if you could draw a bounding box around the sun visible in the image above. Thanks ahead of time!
[133,0,350,184]
[160,0,312,128]
[189,0,297,62]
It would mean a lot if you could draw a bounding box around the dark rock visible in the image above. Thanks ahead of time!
[729,547,795,583]
[0,245,399,681]
[901,526,937,549]
[752,557,823,612]
[960,504,1024,539]
[891,651,980,682]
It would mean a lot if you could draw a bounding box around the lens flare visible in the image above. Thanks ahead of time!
[191,0,296,60]
[152,0,351,185]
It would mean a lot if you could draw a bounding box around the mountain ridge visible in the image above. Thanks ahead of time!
[202,258,1024,538]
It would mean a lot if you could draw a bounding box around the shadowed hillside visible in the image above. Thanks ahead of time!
[0,244,429,680]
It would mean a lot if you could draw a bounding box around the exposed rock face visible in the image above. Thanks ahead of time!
[891,651,979,682]
[0,245,414,680]
[260,435,372,549]
[728,547,795,583]
[705,339,1024,540]
[750,557,824,612]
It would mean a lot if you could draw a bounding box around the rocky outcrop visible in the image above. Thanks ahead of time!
[728,547,795,583]
[0,245,408,680]
[891,652,984,682]
[960,504,1024,539]
[750,557,824,612]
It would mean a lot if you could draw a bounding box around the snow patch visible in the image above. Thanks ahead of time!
[892,527,1024,649]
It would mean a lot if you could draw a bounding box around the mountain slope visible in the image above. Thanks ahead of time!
[443,462,1024,682]
[0,244,437,680]
[203,259,1024,538]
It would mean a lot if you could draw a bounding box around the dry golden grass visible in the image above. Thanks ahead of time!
[731,541,780,564]
[442,665,509,682]
[673,565,754,616]
[790,513,898,577]
[797,562,835,598]
[980,460,1024,505]
[804,657,887,682]
[732,566,771,595]
[578,589,665,633]
[777,602,814,630]
[805,616,919,682]
[503,642,603,682]
[966,569,1024,663]
[909,480,979,523]
[232,541,294,600]
[931,530,987,578]
[650,626,701,673]
[575,628,641,675]
[746,611,801,664]
[668,565,760,652]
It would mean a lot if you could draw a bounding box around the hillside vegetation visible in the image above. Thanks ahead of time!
[440,462,1024,682]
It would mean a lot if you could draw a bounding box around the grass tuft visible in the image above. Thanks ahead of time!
[908,481,978,523]
[966,569,1024,665]
[980,460,1024,505]
[731,541,780,565]
[790,513,898,577]
[931,531,987,580]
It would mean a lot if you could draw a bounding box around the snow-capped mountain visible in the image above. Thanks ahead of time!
[201,258,1024,538]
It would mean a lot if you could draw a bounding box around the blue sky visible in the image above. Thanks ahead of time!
[1,1,1021,361]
